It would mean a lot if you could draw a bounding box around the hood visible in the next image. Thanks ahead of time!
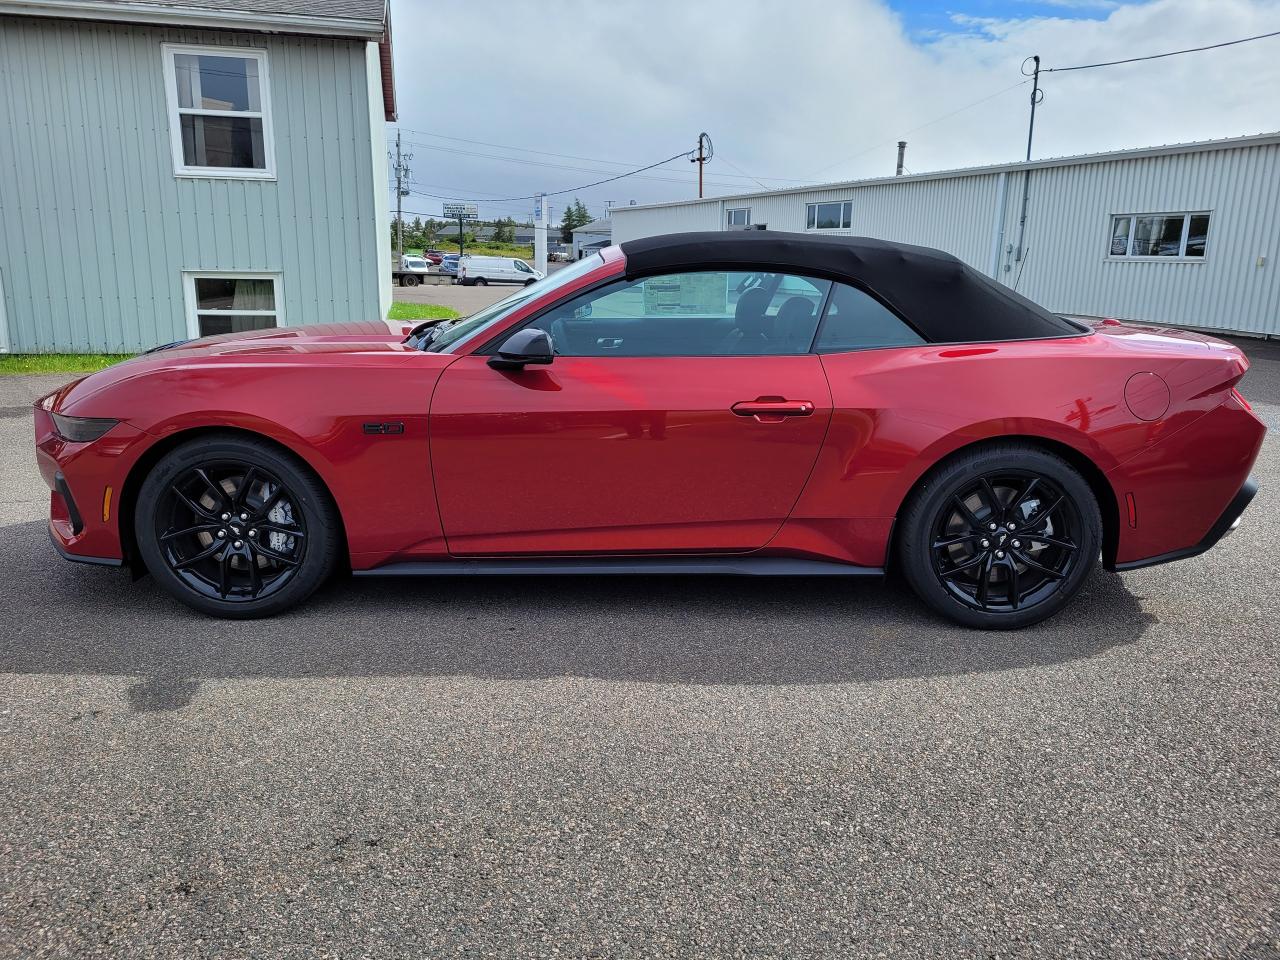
[54,320,446,414]
[148,319,418,358]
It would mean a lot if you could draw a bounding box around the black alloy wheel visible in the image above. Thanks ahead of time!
[930,471,1081,613]
[899,444,1101,629]
[135,435,339,618]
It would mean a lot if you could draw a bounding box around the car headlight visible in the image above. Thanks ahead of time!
[51,413,119,443]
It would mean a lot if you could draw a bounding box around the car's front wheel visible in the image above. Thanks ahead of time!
[898,443,1101,629]
[134,435,340,618]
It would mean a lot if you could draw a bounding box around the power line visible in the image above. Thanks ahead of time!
[397,136,791,190]
[805,78,1031,179]
[1043,28,1280,72]
[399,150,696,204]
[387,125,814,184]
[716,154,770,190]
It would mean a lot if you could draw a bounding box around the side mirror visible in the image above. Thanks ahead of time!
[488,328,555,370]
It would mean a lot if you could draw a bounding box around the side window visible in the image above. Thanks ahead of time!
[532,271,830,357]
[813,283,923,353]
[514,260,533,273]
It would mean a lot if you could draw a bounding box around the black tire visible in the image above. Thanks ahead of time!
[524,278,536,286]
[134,434,341,619]
[402,274,420,287]
[476,277,488,286]
[898,443,1101,629]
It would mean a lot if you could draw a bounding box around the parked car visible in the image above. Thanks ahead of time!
[35,232,1263,628]
[458,255,544,286]
[392,255,431,287]
[423,250,444,265]
[438,254,461,277]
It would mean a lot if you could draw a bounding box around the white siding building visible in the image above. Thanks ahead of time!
[609,133,1280,337]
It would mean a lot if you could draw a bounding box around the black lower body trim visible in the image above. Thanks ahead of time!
[356,557,884,578]
[1114,475,1258,572]
[53,470,83,535]
[47,526,124,567]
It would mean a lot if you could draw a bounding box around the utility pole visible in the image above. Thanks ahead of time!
[690,132,713,199]
[895,141,907,176]
[390,130,412,261]
[1014,55,1042,267]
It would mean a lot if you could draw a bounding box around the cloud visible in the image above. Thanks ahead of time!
[388,0,1280,221]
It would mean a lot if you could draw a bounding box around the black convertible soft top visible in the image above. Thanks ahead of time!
[619,231,1082,343]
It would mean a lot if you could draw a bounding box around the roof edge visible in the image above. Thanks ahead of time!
[611,130,1280,214]
[0,0,387,38]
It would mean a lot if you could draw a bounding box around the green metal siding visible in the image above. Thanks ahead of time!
[0,15,384,352]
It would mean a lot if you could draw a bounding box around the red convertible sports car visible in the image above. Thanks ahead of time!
[35,232,1263,628]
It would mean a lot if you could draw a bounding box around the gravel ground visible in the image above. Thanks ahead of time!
[1,340,1278,959]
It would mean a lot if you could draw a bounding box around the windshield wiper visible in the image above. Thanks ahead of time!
[403,317,459,351]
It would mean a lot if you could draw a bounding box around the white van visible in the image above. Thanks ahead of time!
[458,256,545,287]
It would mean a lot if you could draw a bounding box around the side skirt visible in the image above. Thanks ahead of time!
[354,557,884,578]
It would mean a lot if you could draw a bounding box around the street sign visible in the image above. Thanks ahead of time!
[533,194,544,223]
[443,202,478,220]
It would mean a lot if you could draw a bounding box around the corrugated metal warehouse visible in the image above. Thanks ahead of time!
[609,133,1280,337]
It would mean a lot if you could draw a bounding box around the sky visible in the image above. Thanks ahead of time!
[386,0,1280,223]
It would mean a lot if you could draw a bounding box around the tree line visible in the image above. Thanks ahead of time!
[391,198,597,249]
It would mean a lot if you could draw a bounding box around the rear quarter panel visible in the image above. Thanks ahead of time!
[783,330,1253,566]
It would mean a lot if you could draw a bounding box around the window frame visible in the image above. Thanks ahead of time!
[182,271,284,339]
[805,200,853,231]
[725,207,751,228]
[1106,211,1211,262]
[162,42,276,180]
[483,268,851,359]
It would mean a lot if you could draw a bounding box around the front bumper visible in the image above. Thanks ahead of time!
[35,403,142,566]
[1114,475,1258,571]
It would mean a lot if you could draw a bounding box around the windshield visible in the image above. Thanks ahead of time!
[427,253,605,353]
[404,258,426,268]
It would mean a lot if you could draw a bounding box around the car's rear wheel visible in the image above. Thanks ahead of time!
[898,444,1101,629]
[134,435,340,618]
[476,277,488,286]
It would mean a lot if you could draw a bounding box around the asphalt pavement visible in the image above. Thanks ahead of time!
[1,339,1278,959]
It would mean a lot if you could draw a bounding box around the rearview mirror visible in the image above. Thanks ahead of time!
[488,328,555,370]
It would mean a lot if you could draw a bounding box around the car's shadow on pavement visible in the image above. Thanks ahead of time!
[1,521,1157,712]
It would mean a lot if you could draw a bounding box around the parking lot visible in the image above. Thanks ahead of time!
[2,340,1278,958]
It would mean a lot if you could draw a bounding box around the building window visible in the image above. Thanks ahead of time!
[1109,212,1210,259]
[726,207,751,228]
[184,274,281,338]
[163,44,274,179]
[806,200,852,230]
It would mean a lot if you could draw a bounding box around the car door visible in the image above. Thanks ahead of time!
[429,269,834,556]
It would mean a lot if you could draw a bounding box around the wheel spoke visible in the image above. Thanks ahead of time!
[233,467,259,510]
[173,540,223,570]
[161,522,220,542]
[192,468,227,509]
[1019,495,1064,532]
[1026,534,1076,552]
[1012,548,1065,580]
[975,554,994,607]
[247,552,263,596]
[978,477,1001,517]
[1008,477,1041,518]
[1006,556,1020,609]
[253,542,300,566]
[171,487,219,522]
[217,549,232,598]
[951,495,985,533]
[942,551,988,577]
[255,485,286,519]
[257,523,305,540]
